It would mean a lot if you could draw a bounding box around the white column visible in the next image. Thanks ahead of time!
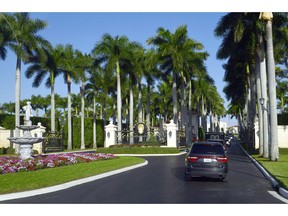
[104,121,117,147]
[166,120,177,148]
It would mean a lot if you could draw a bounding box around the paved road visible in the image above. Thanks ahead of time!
[1,140,286,203]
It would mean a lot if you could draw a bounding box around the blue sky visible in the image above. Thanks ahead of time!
[0,12,234,122]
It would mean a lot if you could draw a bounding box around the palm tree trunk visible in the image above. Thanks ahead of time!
[81,81,85,149]
[67,77,72,151]
[266,19,279,161]
[172,72,178,125]
[14,56,21,153]
[129,85,134,145]
[180,74,187,130]
[187,80,192,143]
[116,61,122,143]
[138,80,143,142]
[260,54,269,158]
[51,79,55,132]
[93,94,97,149]
[250,68,257,150]
[146,84,151,141]
[256,57,263,156]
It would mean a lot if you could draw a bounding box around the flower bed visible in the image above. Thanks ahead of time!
[0,152,116,174]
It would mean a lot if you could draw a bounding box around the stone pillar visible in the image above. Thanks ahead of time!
[166,120,178,148]
[105,121,117,147]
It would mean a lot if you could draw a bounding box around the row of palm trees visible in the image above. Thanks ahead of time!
[1,12,226,150]
[215,12,288,161]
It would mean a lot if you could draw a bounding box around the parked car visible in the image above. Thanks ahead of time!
[184,141,228,181]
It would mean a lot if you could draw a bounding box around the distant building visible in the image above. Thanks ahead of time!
[227,125,239,134]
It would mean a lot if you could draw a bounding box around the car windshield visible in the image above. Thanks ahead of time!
[190,144,224,155]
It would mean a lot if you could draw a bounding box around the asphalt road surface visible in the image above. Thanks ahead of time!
[1,140,286,204]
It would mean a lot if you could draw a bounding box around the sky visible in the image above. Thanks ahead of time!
[0,0,285,127]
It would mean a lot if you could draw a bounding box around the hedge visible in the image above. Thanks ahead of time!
[0,114,105,150]
[62,117,105,149]
[278,113,288,125]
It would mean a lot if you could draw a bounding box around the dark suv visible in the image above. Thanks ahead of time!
[185,141,228,181]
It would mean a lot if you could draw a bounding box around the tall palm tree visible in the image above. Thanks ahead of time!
[25,45,63,132]
[60,44,79,150]
[1,13,49,152]
[147,25,191,125]
[260,12,279,161]
[74,50,92,149]
[85,67,104,149]
[143,48,161,140]
[92,34,131,143]
[216,12,287,158]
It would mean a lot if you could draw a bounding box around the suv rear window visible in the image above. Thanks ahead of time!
[190,144,224,155]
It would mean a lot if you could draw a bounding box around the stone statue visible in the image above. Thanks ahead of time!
[23,101,33,122]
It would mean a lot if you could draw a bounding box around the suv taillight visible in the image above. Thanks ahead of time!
[216,157,228,163]
[187,156,198,162]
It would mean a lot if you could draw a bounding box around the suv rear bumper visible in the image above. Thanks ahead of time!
[185,167,228,179]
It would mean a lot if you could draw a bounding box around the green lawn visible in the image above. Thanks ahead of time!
[96,146,180,154]
[0,156,145,195]
[251,148,288,190]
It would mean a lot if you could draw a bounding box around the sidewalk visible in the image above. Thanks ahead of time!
[237,141,288,199]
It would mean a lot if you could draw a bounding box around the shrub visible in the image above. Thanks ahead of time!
[0,147,15,155]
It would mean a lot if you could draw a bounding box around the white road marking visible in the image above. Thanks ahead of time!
[268,190,288,203]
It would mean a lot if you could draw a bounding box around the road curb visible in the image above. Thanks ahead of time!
[0,160,148,202]
[237,141,288,199]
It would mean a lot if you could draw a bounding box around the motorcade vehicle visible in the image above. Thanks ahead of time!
[206,138,227,152]
[184,141,228,181]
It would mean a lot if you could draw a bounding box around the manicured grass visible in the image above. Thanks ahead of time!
[96,147,180,154]
[0,156,145,195]
[251,148,288,190]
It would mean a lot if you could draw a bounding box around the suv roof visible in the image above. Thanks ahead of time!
[189,142,225,155]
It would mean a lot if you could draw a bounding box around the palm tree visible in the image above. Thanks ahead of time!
[25,45,63,132]
[147,25,200,127]
[71,93,81,117]
[60,44,79,150]
[215,12,287,158]
[74,50,92,149]
[92,34,131,143]
[30,94,45,117]
[85,67,104,149]
[0,14,10,61]
[1,13,49,152]
[260,12,279,161]
[143,48,161,140]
